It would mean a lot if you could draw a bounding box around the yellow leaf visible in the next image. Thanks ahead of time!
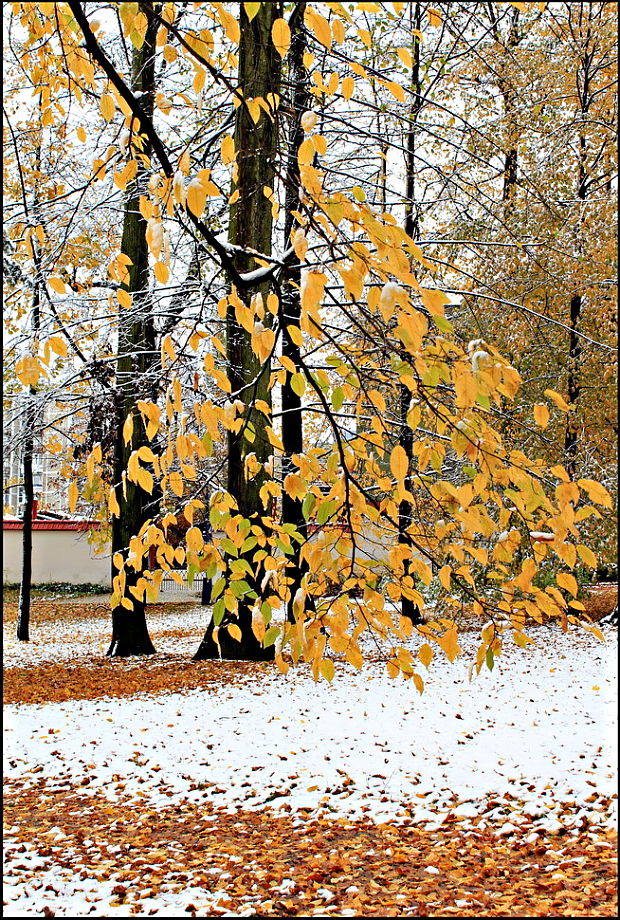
[227,623,242,641]
[341,76,355,100]
[297,137,315,166]
[304,7,332,49]
[386,81,405,102]
[186,526,204,553]
[16,356,43,388]
[137,467,154,494]
[283,473,306,501]
[301,271,326,313]
[438,565,452,590]
[244,2,261,21]
[346,646,363,670]
[161,335,177,364]
[169,471,184,497]
[428,7,442,26]
[117,289,132,309]
[48,336,68,357]
[266,426,284,451]
[557,572,578,597]
[68,481,78,513]
[533,403,549,429]
[154,261,169,284]
[286,325,304,348]
[418,643,434,668]
[331,18,345,43]
[320,659,335,682]
[123,413,134,445]
[271,17,291,57]
[219,7,240,44]
[186,180,207,217]
[221,135,235,165]
[577,479,613,509]
[108,486,120,517]
[357,27,371,48]
[544,388,570,412]
[420,287,450,316]
[576,544,597,568]
[437,627,460,662]
[48,277,68,295]
[290,372,305,396]
[76,125,87,142]
[390,444,408,482]
[413,672,424,694]
[397,47,412,67]
[100,93,116,121]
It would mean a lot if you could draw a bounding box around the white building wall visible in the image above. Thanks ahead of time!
[3,527,110,586]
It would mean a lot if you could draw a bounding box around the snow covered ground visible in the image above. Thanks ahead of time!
[3,624,617,916]
[5,627,617,826]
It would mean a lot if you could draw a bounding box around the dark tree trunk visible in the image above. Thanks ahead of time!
[400,1,423,626]
[489,5,522,211]
[195,1,282,660]
[107,2,159,657]
[564,292,582,479]
[564,131,588,480]
[280,1,314,624]
[16,403,35,642]
[16,164,42,641]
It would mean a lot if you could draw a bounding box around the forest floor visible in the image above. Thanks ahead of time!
[3,588,618,917]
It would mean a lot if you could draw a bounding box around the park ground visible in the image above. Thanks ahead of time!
[3,586,618,917]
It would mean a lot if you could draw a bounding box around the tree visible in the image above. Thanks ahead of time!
[194,0,283,660]
[6,1,615,683]
[107,1,160,656]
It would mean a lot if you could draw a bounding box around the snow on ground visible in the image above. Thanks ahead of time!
[4,627,617,832]
[2,606,208,666]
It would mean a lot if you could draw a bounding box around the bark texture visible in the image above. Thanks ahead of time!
[107,2,159,657]
[399,0,424,626]
[195,2,282,660]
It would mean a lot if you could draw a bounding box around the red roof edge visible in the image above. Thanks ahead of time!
[3,520,102,531]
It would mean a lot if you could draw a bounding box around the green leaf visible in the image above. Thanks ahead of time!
[433,315,454,333]
[187,563,198,587]
[263,626,280,648]
[205,561,218,580]
[291,372,306,397]
[332,386,344,411]
[213,598,226,626]
[302,493,316,521]
[241,536,257,553]
[211,577,225,601]
[230,579,252,598]
[260,601,272,624]
[219,537,239,557]
[317,499,336,526]
[486,648,494,671]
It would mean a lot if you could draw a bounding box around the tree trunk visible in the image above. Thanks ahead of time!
[399,1,423,626]
[107,2,159,657]
[195,1,282,660]
[279,1,314,624]
[16,392,36,642]
[16,141,42,642]
[564,128,588,479]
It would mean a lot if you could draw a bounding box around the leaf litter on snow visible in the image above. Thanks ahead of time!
[3,600,618,916]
